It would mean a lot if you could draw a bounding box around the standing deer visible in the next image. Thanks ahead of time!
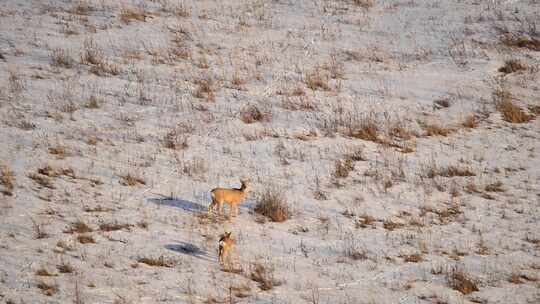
[208,179,250,218]
[218,231,234,265]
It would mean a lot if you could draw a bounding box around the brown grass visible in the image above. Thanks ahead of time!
[448,268,478,295]
[138,256,173,267]
[401,253,423,263]
[99,222,132,232]
[0,165,14,196]
[119,6,147,24]
[333,158,355,179]
[57,261,75,274]
[305,67,330,91]
[501,35,540,51]
[35,267,56,277]
[356,214,375,228]
[496,99,534,123]
[50,48,74,68]
[425,165,476,178]
[193,78,215,102]
[349,117,379,142]
[64,220,93,234]
[254,187,291,222]
[383,219,404,231]
[163,127,189,150]
[28,173,55,189]
[498,59,527,74]
[352,0,375,9]
[36,280,59,296]
[119,173,145,186]
[422,123,454,137]
[250,263,281,291]
[485,181,504,192]
[38,165,75,178]
[461,114,477,128]
[77,234,95,244]
[239,105,271,124]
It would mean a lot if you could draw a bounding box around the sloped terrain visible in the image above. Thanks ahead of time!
[0,1,539,303]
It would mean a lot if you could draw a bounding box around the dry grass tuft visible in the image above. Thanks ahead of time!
[383,219,404,231]
[77,234,95,244]
[120,6,147,24]
[501,35,540,51]
[485,181,504,192]
[36,280,59,296]
[57,261,75,274]
[0,165,15,196]
[305,67,330,91]
[352,0,375,9]
[138,256,173,267]
[401,253,423,263]
[239,105,271,124]
[425,165,476,178]
[193,78,215,102]
[498,59,527,74]
[99,222,132,232]
[461,114,477,129]
[64,220,93,234]
[119,173,145,186]
[35,267,56,277]
[495,99,534,123]
[448,268,478,295]
[250,263,281,291]
[333,158,355,179]
[349,116,379,142]
[50,48,75,68]
[422,123,454,137]
[254,186,291,222]
[28,173,55,189]
[356,214,375,228]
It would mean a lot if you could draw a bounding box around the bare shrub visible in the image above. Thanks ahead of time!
[50,48,75,68]
[250,263,281,291]
[179,157,208,180]
[0,165,15,196]
[83,95,100,109]
[239,105,271,124]
[254,186,291,222]
[159,0,190,17]
[281,95,315,111]
[498,59,527,74]
[138,256,173,267]
[80,38,104,66]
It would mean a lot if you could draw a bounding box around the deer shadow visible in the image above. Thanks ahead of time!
[148,196,205,213]
[165,241,214,262]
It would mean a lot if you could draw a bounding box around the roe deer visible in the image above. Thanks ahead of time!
[209,179,250,218]
[218,231,234,264]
